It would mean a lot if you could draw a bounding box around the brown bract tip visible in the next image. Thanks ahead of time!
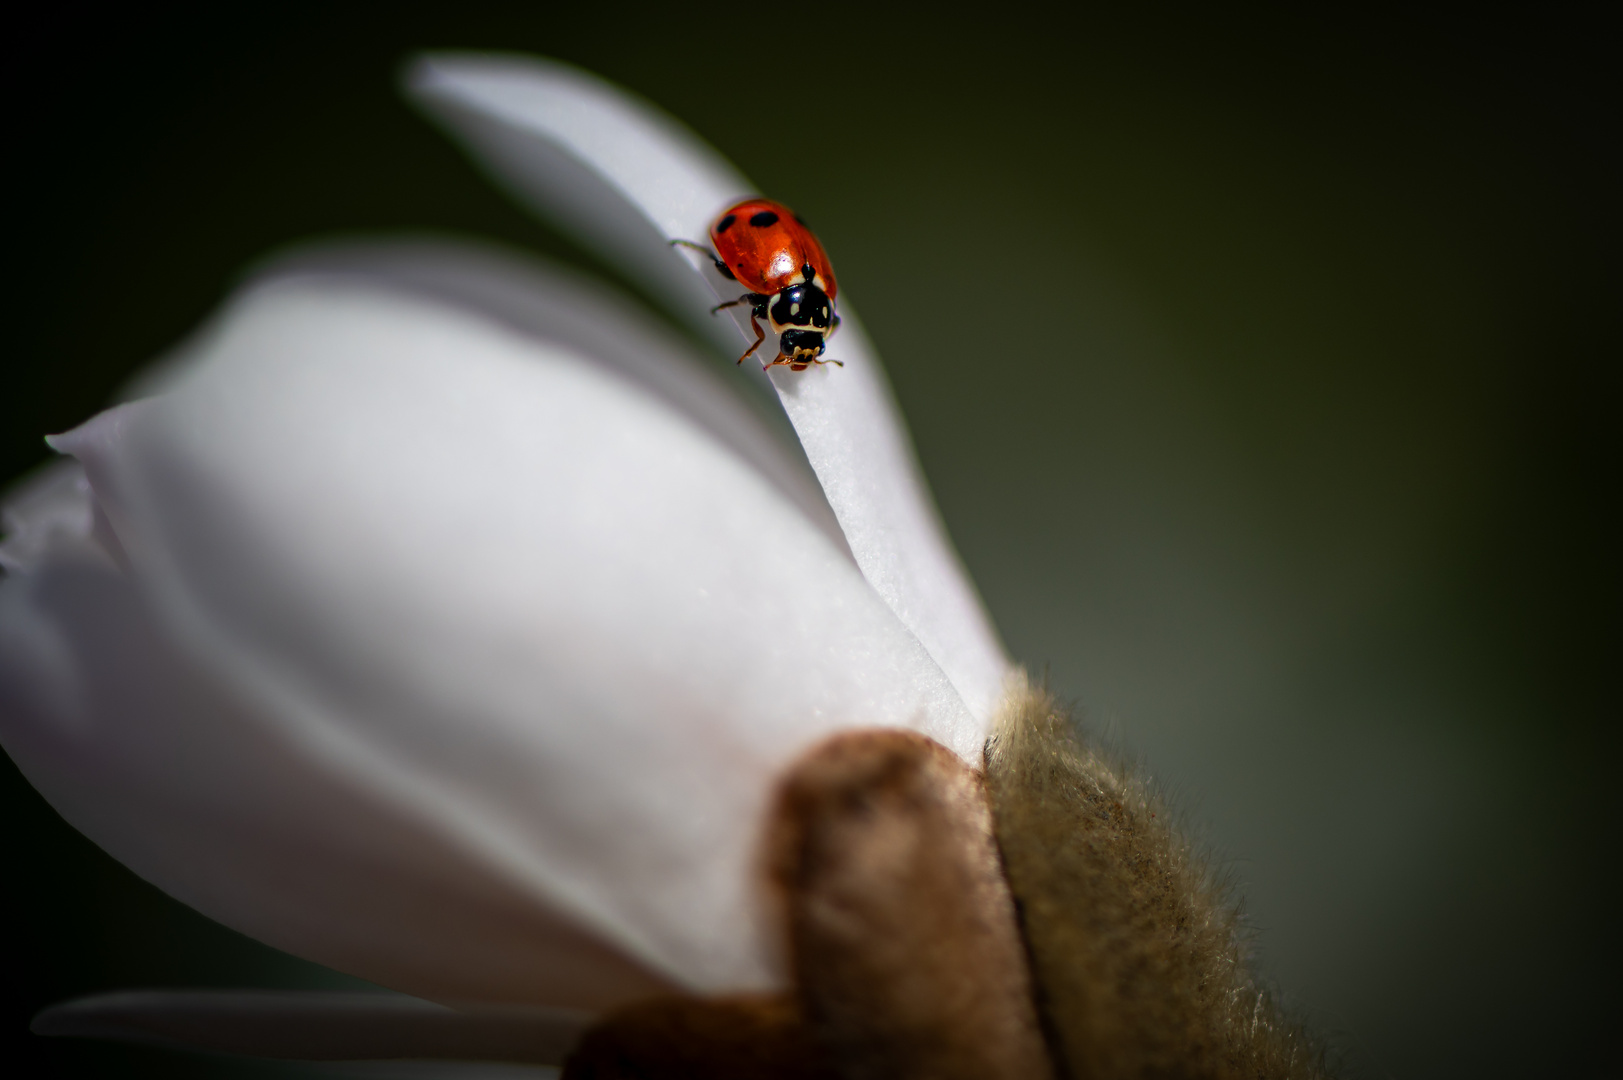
[769,728,1055,1080]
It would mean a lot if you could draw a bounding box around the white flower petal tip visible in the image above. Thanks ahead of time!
[404,52,1012,722]
[406,53,749,363]
[0,271,979,1010]
[32,990,590,1064]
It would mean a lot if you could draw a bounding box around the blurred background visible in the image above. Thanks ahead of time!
[3,4,1615,1078]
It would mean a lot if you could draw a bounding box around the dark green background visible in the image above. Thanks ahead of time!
[4,5,1615,1078]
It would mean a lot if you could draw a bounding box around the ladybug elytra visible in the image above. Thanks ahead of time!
[674,198,843,372]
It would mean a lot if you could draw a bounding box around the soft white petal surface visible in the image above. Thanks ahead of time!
[0,461,100,573]
[214,237,846,554]
[0,278,976,1007]
[408,53,1010,721]
[34,990,588,1064]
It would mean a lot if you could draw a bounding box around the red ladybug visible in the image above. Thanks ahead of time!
[674,198,843,371]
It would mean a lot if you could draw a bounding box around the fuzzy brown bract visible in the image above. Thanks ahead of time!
[985,679,1328,1080]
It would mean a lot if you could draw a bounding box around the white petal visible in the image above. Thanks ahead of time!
[407,53,1011,720]
[0,279,977,1007]
[33,990,587,1064]
[762,353,1011,721]
[0,461,100,572]
[231,236,847,555]
[1,542,672,1011]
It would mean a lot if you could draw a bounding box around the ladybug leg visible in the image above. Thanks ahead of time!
[714,292,770,316]
[736,315,767,366]
[668,238,737,281]
[711,295,753,315]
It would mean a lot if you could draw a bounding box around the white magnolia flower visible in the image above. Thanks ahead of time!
[0,53,1011,1038]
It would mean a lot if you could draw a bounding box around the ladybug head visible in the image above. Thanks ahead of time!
[779,328,826,362]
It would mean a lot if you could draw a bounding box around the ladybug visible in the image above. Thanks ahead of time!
[674,198,844,371]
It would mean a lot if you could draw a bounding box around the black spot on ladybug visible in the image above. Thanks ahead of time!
[795,214,809,226]
[716,213,736,233]
[801,263,816,282]
[749,210,779,227]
